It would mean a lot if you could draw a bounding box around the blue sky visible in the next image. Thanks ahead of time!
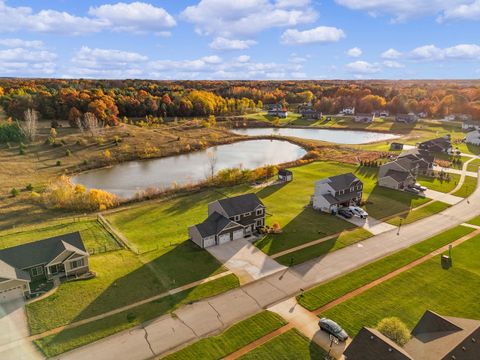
[1,0,480,79]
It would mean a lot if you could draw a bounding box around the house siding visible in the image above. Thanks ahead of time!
[188,226,204,248]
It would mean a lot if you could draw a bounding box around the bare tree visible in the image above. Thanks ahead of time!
[83,112,100,137]
[207,150,218,180]
[19,108,38,142]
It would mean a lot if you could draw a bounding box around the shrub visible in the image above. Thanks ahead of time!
[10,188,19,197]
[25,184,33,191]
[376,317,411,346]
[56,160,62,166]
[0,122,23,143]
[65,149,72,156]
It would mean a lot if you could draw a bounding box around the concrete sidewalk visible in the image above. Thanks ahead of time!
[433,165,478,178]
[423,189,462,205]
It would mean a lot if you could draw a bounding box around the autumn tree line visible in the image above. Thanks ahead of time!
[1,79,479,128]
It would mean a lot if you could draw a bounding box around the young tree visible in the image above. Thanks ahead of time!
[19,108,38,142]
[376,317,410,346]
[83,112,100,137]
[207,150,217,180]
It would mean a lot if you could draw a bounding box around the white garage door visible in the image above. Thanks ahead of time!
[232,229,244,240]
[0,286,24,304]
[218,233,231,244]
[203,237,216,248]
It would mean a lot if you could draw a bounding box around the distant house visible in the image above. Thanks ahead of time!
[466,130,480,146]
[418,135,453,154]
[417,111,428,118]
[0,232,90,303]
[444,114,456,121]
[395,113,418,124]
[298,104,321,120]
[373,110,389,117]
[278,169,293,182]
[267,103,288,118]
[378,149,434,190]
[354,113,375,123]
[390,142,404,151]
[452,113,473,121]
[340,107,355,115]
[312,173,363,213]
[345,310,480,360]
[462,121,480,131]
[189,193,266,248]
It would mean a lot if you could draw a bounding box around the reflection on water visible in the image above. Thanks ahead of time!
[72,139,306,198]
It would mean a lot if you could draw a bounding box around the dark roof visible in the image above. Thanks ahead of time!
[411,310,462,336]
[383,169,412,182]
[343,327,413,360]
[419,137,452,152]
[194,212,240,238]
[0,232,87,270]
[216,193,264,217]
[278,169,293,176]
[326,173,361,191]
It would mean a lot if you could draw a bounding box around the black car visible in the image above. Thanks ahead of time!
[338,208,353,219]
[319,318,349,342]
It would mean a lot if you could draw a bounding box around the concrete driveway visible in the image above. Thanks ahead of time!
[0,300,44,360]
[423,189,463,205]
[207,238,286,284]
[341,215,396,235]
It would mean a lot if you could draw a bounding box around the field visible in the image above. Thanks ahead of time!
[417,174,460,193]
[238,329,326,360]
[34,274,239,357]
[467,216,480,226]
[386,201,450,226]
[163,311,286,360]
[452,176,477,198]
[298,225,474,311]
[320,233,480,336]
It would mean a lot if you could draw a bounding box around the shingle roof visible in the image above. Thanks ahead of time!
[216,193,264,217]
[326,173,361,191]
[278,169,292,176]
[411,310,462,336]
[384,169,412,182]
[343,327,413,360]
[194,212,239,238]
[0,259,30,282]
[0,232,87,270]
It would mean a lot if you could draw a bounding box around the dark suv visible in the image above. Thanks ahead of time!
[319,318,349,342]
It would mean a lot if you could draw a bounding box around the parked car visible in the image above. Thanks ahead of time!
[338,208,353,219]
[319,318,349,342]
[348,206,368,219]
[405,186,421,194]
[413,183,427,192]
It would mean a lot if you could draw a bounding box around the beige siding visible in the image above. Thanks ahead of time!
[188,225,204,248]
[378,176,401,189]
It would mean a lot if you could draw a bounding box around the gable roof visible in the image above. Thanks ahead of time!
[343,327,413,360]
[0,232,87,271]
[411,310,462,336]
[419,137,452,152]
[216,193,264,217]
[325,173,361,191]
[383,169,413,183]
[194,212,239,238]
[0,259,30,282]
[278,169,292,176]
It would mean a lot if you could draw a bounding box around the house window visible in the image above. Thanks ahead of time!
[71,259,85,269]
[244,212,251,217]
[31,266,44,277]
[256,219,263,227]
[256,209,263,216]
[350,186,354,192]
[234,215,240,221]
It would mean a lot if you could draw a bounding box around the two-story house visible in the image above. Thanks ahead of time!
[418,135,453,154]
[189,193,266,248]
[0,232,90,303]
[312,173,363,213]
[298,104,322,120]
[267,103,288,118]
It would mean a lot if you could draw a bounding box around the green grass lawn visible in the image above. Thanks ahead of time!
[467,216,480,226]
[242,111,302,125]
[320,233,480,337]
[275,228,373,266]
[298,225,474,311]
[452,176,477,198]
[163,311,286,360]
[27,242,230,334]
[238,329,326,360]
[0,218,120,252]
[34,274,239,358]
[386,201,450,226]
[417,174,460,193]
[467,158,480,172]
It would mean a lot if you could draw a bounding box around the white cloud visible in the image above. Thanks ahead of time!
[281,26,345,44]
[0,38,43,48]
[408,44,480,60]
[182,0,317,38]
[346,47,362,57]
[346,60,381,73]
[209,37,257,50]
[201,55,223,64]
[88,2,176,33]
[335,0,467,22]
[0,47,57,75]
[237,55,251,62]
[410,45,444,60]
[383,60,404,68]
[0,1,175,35]
[381,48,402,59]
[439,1,480,21]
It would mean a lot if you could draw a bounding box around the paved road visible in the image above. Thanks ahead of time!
[56,169,480,360]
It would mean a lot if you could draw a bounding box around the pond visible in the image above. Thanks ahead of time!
[231,127,399,144]
[72,139,306,198]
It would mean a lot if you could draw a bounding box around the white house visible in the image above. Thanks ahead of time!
[466,130,480,146]
[462,122,480,131]
[340,107,355,115]
[312,173,363,213]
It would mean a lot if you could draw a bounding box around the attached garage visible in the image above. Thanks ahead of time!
[203,236,216,248]
[0,282,27,304]
[232,229,244,240]
[218,233,231,245]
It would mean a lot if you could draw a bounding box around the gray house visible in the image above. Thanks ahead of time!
[312,173,363,213]
[0,232,90,303]
[189,193,266,248]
